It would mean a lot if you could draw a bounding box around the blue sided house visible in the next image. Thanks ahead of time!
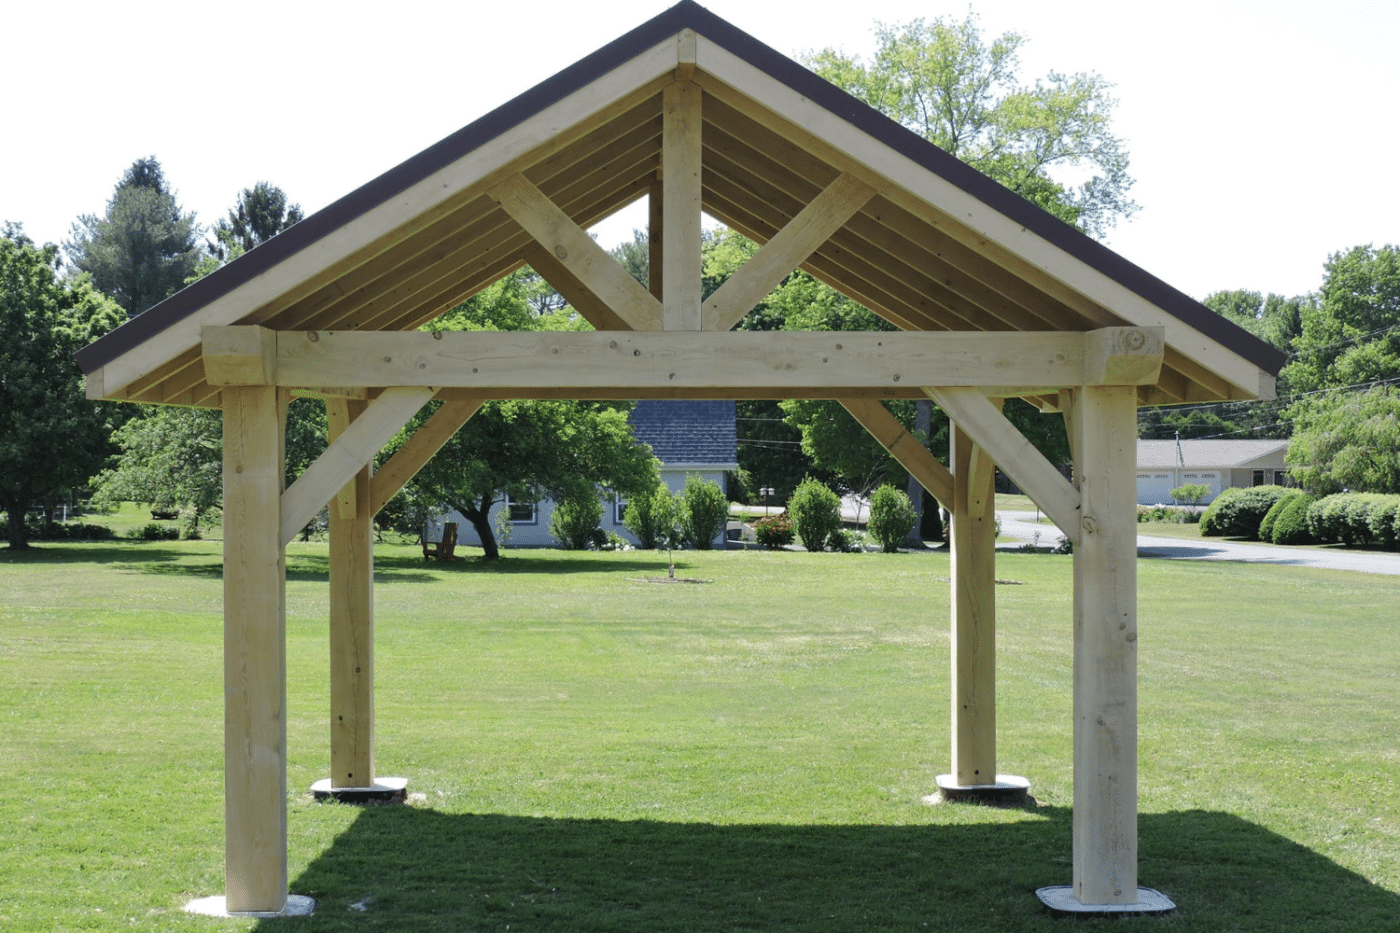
[433,399,738,549]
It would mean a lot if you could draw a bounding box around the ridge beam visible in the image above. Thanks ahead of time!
[703,173,876,332]
[487,173,662,332]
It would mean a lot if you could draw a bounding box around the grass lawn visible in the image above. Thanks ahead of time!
[2,539,1397,931]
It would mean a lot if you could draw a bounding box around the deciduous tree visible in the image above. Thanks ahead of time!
[1,225,126,549]
[805,12,1137,236]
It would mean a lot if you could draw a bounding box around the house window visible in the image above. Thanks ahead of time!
[1253,470,1265,486]
[505,496,537,524]
[615,499,628,524]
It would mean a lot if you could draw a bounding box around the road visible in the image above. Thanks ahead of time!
[996,510,1400,576]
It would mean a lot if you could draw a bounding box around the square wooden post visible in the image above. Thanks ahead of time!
[327,400,374,789]
[950,423,997,784]
[1069,385,1139,904]
[222,386,289,913]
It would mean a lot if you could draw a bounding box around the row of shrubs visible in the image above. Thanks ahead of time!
[1137,505,1201,524]
[1199,485,1400,550]
[753,479,920,553]
[0,514,117,540]
[550,475,732,552]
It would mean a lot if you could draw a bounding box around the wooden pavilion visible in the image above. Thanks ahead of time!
[75,1,1284,916]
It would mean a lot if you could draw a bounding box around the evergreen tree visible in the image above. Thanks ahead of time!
[65,157,203,316]
[210,181,304,259]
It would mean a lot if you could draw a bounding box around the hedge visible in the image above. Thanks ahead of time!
[1198,485,1290,539]
[1306,492,1400,550]
[1270,493,1317,545]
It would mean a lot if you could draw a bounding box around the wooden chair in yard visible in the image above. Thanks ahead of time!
[421,521,459,561]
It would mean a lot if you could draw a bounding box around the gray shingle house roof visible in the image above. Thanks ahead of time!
[629,400,737,469]
[1138,439,1287,469]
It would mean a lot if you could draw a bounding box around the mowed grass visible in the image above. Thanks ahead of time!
[1,540,1398,931]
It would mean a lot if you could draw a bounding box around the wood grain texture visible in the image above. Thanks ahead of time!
[1070,385,1140,905]
[222,386,288,913]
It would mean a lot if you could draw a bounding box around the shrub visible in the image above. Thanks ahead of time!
[1270,493,1316,545]
[1340,494,1386,546]
[828,528,865,552]
[1170,483,1210,516]
[623,483,671,549]
[677,475,729,550]
[128,522,179,541]
[754,513,795,549]
[788,476,842,551]
[1307,494,1349,545]
[1367,497,1400,551]
[1138,504,1196,524]
[549,488,603,550]
[1198,485,1289,539]
[867,484,917,552]
[1258,490,1302,543]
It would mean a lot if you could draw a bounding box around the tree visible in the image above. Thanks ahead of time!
[675,474,728,550]
[396,267,659,559]
[210,181,304,260]
[1202,289,1307,354]
[90,397,328,536]
[402,398,659,560]
[0,225,126,549]
[805,12,1137,237]
[788,476,842,552]
[1283,245,1400,395]
[1286,386,1400,495]
[65,157,203,316]
[867,484,917,553]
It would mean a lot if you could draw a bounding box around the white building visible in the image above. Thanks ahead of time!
[1135,439,1290,505]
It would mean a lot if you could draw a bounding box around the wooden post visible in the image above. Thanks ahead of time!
[662,80,702,331]
[950,421,997,785]
[648,175,664,302]
[327,399,374,789]
[1069,385,1139,904]
[222,386,288,913]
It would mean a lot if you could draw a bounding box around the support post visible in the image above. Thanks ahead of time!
[221,386,289,914]
[950,423,997,784]
[936,406,1028,802]
[1069,385,1144,904]
[327,400,374,789]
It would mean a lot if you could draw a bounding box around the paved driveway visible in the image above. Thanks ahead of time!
[996,511,1400,576]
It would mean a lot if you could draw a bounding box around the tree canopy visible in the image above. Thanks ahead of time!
[804,13,1137,237]
[210,181,304,260]
[1,225,126,548]
[65,157,203,316]
[397,269,659,559]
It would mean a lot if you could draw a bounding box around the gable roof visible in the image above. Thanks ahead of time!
[629,399,737,467]
[1137,439,1288,470]
[75,0,1284,412]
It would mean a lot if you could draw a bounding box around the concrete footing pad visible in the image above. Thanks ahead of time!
[930,773,1031,804]
[1035,885,1176,916]
[185,894,315,918]
[311,776,408,803]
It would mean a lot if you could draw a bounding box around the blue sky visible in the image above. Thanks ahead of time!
[4,0,1395,301]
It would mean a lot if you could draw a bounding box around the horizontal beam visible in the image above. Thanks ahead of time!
[205,327,1164,392]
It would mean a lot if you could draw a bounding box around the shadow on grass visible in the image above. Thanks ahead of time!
[269,807,1399,931]
[375,553,691,577]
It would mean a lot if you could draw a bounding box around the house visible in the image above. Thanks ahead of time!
[435,399,738,548]
[1135,438,1290,505]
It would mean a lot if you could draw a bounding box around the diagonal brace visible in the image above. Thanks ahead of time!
[927,387,1083,546]
[840,398,953,506]
[280,387,435,546]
